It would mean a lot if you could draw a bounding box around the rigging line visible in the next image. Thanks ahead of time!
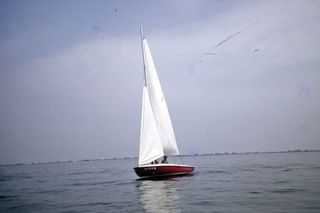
[66,36,135,91]
[169,7,287,81]
[67,36,102,60]
[166,7,287,84]
[204,7,286,55]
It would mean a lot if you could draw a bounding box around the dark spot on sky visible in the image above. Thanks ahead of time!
[297,84,310,96]
[92,24,101,36]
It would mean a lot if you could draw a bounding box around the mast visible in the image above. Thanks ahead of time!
[140,26,147,86]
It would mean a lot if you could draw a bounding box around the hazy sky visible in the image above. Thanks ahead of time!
[1,0,319,164]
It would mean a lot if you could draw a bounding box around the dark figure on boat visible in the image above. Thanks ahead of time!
[161,156,168,164]
[151,160,158,164]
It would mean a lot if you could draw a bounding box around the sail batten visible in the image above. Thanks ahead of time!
[138,28,180,165]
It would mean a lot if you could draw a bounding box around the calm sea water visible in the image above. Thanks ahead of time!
[1,152,319,212]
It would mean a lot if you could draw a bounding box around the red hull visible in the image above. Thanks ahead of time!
[134,164,194,179]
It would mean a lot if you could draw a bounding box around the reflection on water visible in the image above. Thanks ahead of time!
[138,178,181,213]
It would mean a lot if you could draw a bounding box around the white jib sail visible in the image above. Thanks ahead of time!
[139,86,164,165]
[139,32,180,161]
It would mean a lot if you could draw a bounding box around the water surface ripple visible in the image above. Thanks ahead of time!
[1,152,319,212]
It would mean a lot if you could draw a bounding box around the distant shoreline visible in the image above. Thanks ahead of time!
[189,149,320,156]
[1,149,319,166]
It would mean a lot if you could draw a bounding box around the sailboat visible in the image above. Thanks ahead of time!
[134,27,194,179]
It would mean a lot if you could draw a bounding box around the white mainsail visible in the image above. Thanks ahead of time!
[138,27,180,165]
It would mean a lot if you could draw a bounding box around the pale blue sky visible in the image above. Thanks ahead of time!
[1,0,319,164]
